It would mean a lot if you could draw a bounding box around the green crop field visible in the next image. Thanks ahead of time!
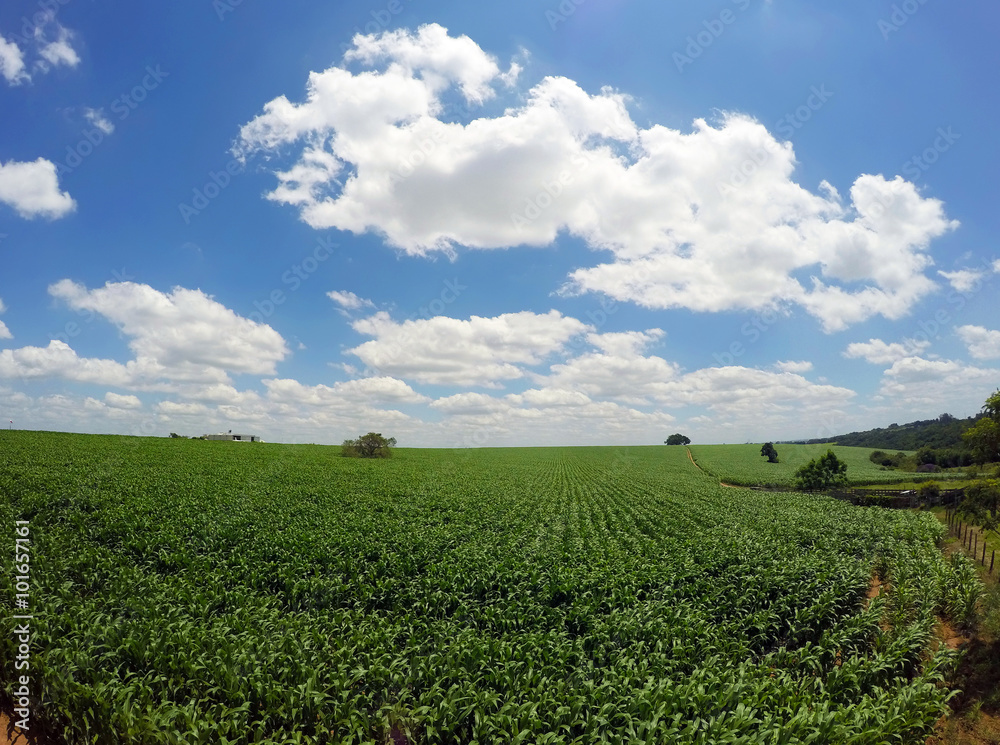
[0,431,981,744]
[688,443,964,488]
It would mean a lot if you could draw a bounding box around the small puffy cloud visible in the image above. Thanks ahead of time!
[0,34,27,84]
[1,14,80,84]
[104,392,142,409]
[347,310,589,387]
[0,298,10,340]
[774,360,813,373]
[33,14,79,70]
[843,337,930,365]
[957,325,1000,360]
[84,107,115,135]
[327,290,374,311]
[237,24,956,332]
[0,158,76,219]
[938,269,984,293]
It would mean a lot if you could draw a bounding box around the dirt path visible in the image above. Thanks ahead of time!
[0,713,28,745]
[685,447,739,488]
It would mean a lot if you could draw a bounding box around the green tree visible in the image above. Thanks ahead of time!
[760,442,779,463]
[342,432,397,458]
[958,477,1000,540]
[985,389,1000,420]
[795,450,848,490]
[963,389,1000,464]
[665,433,691,445]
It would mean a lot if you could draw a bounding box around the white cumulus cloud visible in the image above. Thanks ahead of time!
[49,280,290,382]
[957,325,1000,360]
[104,392,142,409]
[938,269,984,293]
[0,33,27,84]
[32,13,79,70]
[843,338,930,365]
[236,23,957,332]
[0,298,10,340]
[774,360,813,373]
[327,290,374,311]
[0,158,76,219]
[84,107,115,135]
[347,309,589,387]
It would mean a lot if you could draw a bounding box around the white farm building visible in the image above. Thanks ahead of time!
[203,433,263,442]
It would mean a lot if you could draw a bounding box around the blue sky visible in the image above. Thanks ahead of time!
[0,0,997,446]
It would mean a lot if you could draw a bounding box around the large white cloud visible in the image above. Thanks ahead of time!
[0,158,75,219]
[236,23,957,332]
[347,310,589,386]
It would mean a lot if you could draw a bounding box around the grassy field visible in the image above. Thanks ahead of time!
[688,443,965,487]
[0,431,984,744]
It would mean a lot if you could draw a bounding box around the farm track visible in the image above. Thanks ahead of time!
[684,445,739,487]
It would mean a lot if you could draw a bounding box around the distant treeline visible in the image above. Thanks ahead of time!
[784,413,983,451]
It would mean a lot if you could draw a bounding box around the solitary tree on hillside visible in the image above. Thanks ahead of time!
[665,434,691,445]
[795,450,848,490]
[342,432,397,458]
[760,442,779,463]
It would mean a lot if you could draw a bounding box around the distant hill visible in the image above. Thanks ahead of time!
[784,413,982,451]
